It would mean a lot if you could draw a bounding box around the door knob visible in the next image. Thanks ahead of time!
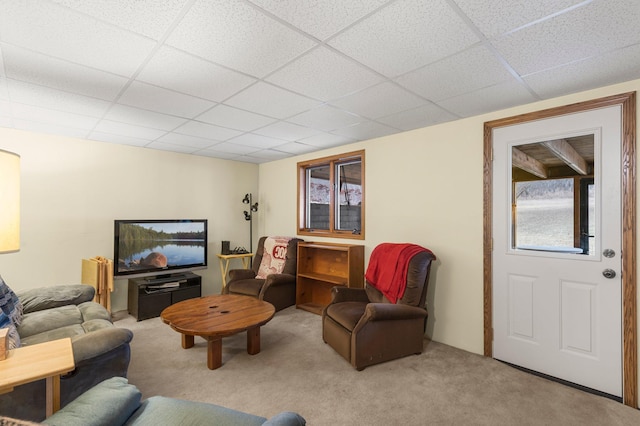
[602,269,616,279]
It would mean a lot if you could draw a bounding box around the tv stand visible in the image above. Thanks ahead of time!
[128,272,201,321]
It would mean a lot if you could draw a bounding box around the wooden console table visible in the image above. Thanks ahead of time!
[216,253,253,291]
[0,338,75,417]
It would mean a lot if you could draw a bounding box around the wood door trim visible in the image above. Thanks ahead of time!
[483,92,637,408]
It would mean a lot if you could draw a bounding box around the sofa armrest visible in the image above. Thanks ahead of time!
[263,412,307,426]
[228,269,256,281]
[17,285,95,314]
[43,377,141,426]
[362,303,427,322]
[71,327,133,363]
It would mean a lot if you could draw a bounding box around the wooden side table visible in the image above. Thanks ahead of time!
[216,253,253,291]
[0,338,75,417]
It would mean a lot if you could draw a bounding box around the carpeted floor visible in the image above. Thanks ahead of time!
[116,306,640,425]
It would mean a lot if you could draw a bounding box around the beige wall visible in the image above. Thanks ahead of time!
[0,129,258,311]
[258,79,640,358]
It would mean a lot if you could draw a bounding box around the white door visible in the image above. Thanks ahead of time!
[492,105,622,397]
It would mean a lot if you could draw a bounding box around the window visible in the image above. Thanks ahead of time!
[298,150,364,239]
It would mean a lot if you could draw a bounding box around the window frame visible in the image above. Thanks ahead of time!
[297,150,365,239]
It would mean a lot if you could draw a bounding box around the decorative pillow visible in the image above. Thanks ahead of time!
[0,275,23,326]
[256,237,292,279]
[0,311,20,349]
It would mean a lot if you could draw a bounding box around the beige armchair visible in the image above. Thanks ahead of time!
[322,246,436,370]
[223,236,303,311]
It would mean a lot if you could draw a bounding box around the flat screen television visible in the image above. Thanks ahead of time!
[113,219,208,279]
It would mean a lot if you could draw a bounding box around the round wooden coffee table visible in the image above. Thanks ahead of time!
[160,295,275,370]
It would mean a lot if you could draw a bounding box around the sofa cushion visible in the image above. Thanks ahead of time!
[17,285,94,314]
[20,324,85,346]
[325,301,367,332]
[43,377,142,426]
[17,305,83,339]
[125,396,267,426]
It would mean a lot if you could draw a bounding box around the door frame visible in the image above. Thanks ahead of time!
[483,92,637,407]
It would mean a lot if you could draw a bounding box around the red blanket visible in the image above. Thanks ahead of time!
[365,243,434,303]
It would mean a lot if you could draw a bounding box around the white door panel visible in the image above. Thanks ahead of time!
[492,105,622,397]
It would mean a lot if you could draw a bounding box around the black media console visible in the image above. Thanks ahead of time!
[128,272,201,321]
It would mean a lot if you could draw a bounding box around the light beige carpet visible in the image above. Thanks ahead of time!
[116,306,640,425]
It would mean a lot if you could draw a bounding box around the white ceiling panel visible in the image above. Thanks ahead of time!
[439,80,537,118]
[7,80,111,118]
[49,0,190,40]
[396,45,515,102]
[166,0,316,77]
[330,82,425,120]
[105,104,187,131]
[249,0,390,41]
[253,121,320,141]
[377,103,458,131]
[225,82,321,119]
[454,0,586,38]
[288,105,362,132]
[329,0,479,77]
[137,46,257,102]
[492,0,640,75]
[2,45,128,100]
[197,104,276,132]
[93,119,167,140]
[173,120,242,141]
[0,0,156,77]
[118,81,216,118]
[228,133,288,149]
[1,1,640,163]
[266,46,384,102]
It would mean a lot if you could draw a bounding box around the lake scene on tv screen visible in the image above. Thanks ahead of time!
[117,222,206,273]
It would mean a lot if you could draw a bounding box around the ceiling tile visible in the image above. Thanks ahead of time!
[93,119,168,140]
[331,120,398,140]
[197,104,276,132]
[50,0,190,40]
[89,131,151,147]
[118,81,216,118]
[155,132,221,149]
[455,0,585,38]
[2,45,128,100]
[244,149,292,161]
[105,104,187,131]
[253,121,320,141]
[7,79,111,118]
[329,0,479,77]
[272,141,317,154]
[228,133,288,149]
[288,105,362,132]
[11,103,99,130]
[12,118,89,139]
[205,141,260,155]
[297,132,356,148]
[492,0,640,75]
[524,43,640,99]
[225,82,321,119]
[0,0,156,77]
[145,141,199,154]
[249,0,390,41]
[137,46,257,102]
[195,149,241,160]
[166,0,316,77]
[266,46,384,101]
[437,80,536,118]
[330,82,425,119]
[377,103,459,131]
[173,120,242,141]
[395,45,514,101]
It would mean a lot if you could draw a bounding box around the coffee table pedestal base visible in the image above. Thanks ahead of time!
[179,327,262,370]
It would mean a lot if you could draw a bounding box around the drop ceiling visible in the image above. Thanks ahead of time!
[1,0,639,164]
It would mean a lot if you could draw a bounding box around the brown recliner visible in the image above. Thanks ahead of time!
[223,236,303,311]
[322,249,436,370]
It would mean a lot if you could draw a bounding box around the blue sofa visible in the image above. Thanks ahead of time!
[41,377,305,426]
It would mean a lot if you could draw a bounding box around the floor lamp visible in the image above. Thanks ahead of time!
[242,193,258,253]
[0,149,20,254]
